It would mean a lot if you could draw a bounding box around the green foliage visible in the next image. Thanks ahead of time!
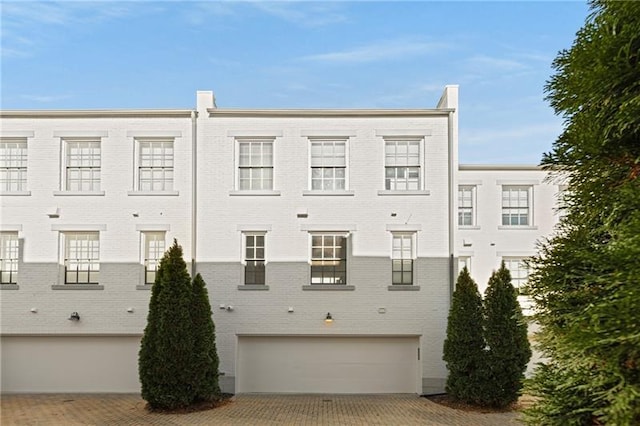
[525,1,640,424]
[138,241,221,410]
[443,267,487,404]
[482,263,531,408]
[191,273,221,402]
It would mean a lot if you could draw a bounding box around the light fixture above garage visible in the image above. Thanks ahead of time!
[325,312,333,323]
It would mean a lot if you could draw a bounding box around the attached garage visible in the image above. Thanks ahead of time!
[1,336,141,393]
[236,336,420,394]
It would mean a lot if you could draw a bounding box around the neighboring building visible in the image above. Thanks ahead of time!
[0,86,557,395]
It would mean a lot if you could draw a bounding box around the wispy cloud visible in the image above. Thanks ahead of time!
[19,94,72,104]
[466,55,528,72]
[250,2,348,28]
[301,39,450,64]
[462,122,562,147]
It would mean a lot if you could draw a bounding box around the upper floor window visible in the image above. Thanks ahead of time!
[310,139,346,191]
[384,139,421,190]
[64,139,101,191]
[458,185,476,226]
[501,185,531,226]
[238,139,273,190]
[0,232,19,284]
[137,139,173,191]
[391,233,414,285]
[63,232,100,284]
[0,138,27,192]
[244,233,265,285]
[143,231,165,285]
[503,257,529,295]
[310,234,347,284]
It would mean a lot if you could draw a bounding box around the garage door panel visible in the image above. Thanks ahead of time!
[237,336,419,394]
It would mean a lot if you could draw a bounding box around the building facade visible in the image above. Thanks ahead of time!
[0,86,557,395]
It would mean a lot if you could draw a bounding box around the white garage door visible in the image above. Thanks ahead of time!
[1,336,141,393]
[237,336,420,394]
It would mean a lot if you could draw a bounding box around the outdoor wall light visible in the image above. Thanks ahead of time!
[68,312,80,321]
[30,308,38,313]
[325,312,333,323]
[288,307,294,313]
[226,306,234,312]
[127,307,134,313]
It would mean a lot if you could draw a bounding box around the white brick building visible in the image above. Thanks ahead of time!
[0,86,558,395]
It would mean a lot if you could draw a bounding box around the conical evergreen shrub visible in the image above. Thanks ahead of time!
[443,267,487,404]
[139,240,196,410]
[482,262,531,408]
[191,273,221,402]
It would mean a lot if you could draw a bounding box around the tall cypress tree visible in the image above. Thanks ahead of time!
[191,273,221,402]
[443,267,486,404]
[139,240,195,410]
[482,262,531,408]
[525,2,640,423]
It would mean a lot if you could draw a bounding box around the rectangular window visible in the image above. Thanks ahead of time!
[458,256,471,274]
[392,233,413,285]
[64,232,100,284]
[458,185,475,226]
[503,257,529,295]
[310,140,346,190]
[244,233,265,285]
[0,232,19,284]
[385,139,421,190]
[502,186,531,226]
[238,140,273,190]
[143,232,165,285]
[0,138,27,192]
[64,139,101,191]
[311,234,347,284]
[138,139,174,191]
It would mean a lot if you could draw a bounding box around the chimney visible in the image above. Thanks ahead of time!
[196,91,215,115]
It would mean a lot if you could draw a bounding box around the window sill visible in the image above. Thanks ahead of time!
[302,190,355,197]
[377,190,430,196]
[0,191,31,196]
[136,285,153,290]
[388,285,421,291]
[302,285,355,291]
[459,226,481,230]
[127,191,180,196]
[237,285,270,291]
[51,284,104,290]
[53,191,105,196]
[0,284,19,290]
[497,226,538,230]
[229,190,281,196]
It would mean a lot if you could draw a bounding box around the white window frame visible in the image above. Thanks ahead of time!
[235,138,274,191]
[0,232,19,284]
[384,138,423,191]
[503,257,529,295]
[308,138,348,191]
[142,231,166,285]
[62,138,101,192]
[391,232,416,285]
[0,138,27,192]
[135,138,174,192]
[501,185,532,226]
[458,256,471,275]
[310,233,348,285]
[458,185,476,227]
[62,232,100,284]
[242,232,266,285]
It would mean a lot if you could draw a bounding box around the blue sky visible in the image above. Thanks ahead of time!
[1,1,590,164]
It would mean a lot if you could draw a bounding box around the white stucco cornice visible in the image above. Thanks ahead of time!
[0,109,193,118]
[459,164,543,171]
[208,108,454,118]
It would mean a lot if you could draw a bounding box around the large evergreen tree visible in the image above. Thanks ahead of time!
[139,240,197,410]
[482,262,531,408]
[190,273,221,402]
[443,267,487,404]
[525,1,640,424]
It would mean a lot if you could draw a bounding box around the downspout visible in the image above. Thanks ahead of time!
[191,110,198,276]
[447,110,455,302]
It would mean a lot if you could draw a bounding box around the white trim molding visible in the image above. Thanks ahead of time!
[51,224,107,231]
[135,224,171,231]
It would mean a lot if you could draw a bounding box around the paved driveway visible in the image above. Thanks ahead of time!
[1,393,521,425]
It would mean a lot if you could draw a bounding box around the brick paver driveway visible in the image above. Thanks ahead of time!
[1,393,521,425]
